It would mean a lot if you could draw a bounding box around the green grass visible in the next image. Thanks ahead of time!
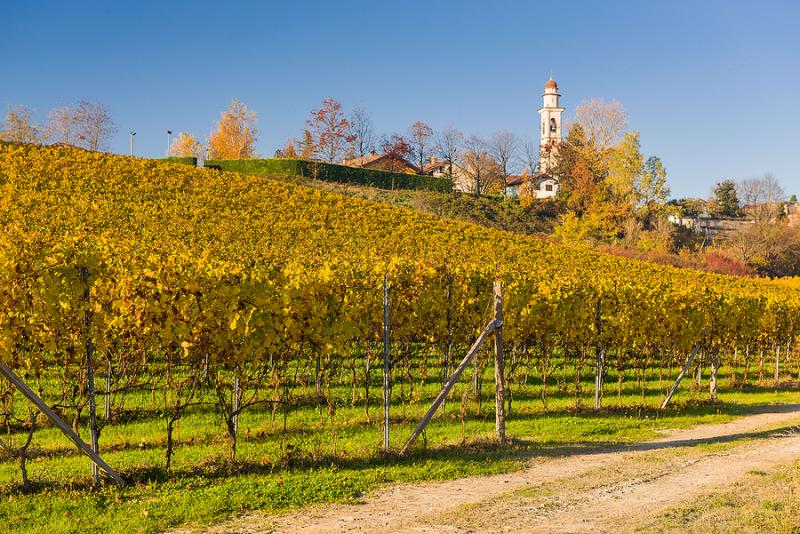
[1,358,799,533]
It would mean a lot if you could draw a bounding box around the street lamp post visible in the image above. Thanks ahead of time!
[129,131,136,156]
[167,130,173,153]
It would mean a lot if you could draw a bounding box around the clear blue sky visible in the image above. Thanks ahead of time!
[2,0,798,198]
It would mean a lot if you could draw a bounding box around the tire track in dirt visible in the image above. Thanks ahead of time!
[184,404,800,533]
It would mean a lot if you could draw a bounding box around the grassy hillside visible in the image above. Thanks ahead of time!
[262,171,559,235]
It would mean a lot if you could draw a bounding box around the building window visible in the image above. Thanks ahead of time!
[549,118,557,132]
[545,183,553,192]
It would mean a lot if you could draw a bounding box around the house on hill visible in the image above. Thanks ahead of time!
[421,155,452,177]
[506,171,559,199]
[341,152,419,174]
[785,201,800,226]
[420,155,472,190]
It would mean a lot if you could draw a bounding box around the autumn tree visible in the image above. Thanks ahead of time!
[488,131,519,194]
[306,97,354,163]
[348,106,375,161]
[299,130,315,160]
[0,105,42,143]
[282,139,298,158]
[606,131,644,203]
[409,121,434,170]
[671,197,707,217]
[459,135,502,196]
[46,105,79,145]
[47,101,118,151]
[434,127,464,181]
[574,98,627,151]
[555,196,633,243]
[167,132,204,158]
[76,101,118,151]
[554,123,632,240]
[555,124,669,241]
[208,99,259,160]
[555,125,605,214]
[723,219,800,277]
[379,133,412,173]
[738,174,785,222]
[636,156,670,224]
[521,139,540,174]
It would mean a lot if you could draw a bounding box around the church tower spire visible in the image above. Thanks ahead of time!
[538,77,565,174]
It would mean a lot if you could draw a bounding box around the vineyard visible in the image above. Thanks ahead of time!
[1,142,800,531]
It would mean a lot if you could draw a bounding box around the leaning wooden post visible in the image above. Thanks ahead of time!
[493,281,506,443]
[400,319,496,454]
[382,274,390,453]
[0,363,124,486]
[81,266,100,487]
[661,342,703,409]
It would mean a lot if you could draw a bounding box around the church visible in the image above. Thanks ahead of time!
[506,77,564,199]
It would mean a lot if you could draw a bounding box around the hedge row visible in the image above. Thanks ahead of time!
[161,156,198,166]
[204,158,452,192]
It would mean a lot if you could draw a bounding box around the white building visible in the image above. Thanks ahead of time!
[507,77,564,199]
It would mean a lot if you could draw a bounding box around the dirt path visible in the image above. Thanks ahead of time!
[192,404,800,533]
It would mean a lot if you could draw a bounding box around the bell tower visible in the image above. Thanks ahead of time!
[538,77,564,174]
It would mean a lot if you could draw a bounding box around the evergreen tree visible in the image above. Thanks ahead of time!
[713,180,741,217]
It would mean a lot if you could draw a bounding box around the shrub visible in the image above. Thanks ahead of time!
[204,158,452,192]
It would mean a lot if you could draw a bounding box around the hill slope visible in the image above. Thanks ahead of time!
[0,142,797,359]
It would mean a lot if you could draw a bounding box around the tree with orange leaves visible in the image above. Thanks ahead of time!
[208,100,259,160]
[167,132,204,158]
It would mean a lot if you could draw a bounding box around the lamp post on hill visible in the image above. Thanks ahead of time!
[129,131,136,157]
[167,130,173,154]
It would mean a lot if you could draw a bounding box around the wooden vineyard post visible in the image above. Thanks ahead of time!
[493,281,506,442]
[81,266,100,487]
[315,356,321,398]
[709,350,719,401]
[233,366,240,437]
[382,274,390,453]
[661,342,703,409]
[104,359,112,423]
[442,275,453,415]
[594,298,604,409]
[365,348,371,422]
[400,319,497,454]
[0,363,124,486]
[775,345,781,383]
